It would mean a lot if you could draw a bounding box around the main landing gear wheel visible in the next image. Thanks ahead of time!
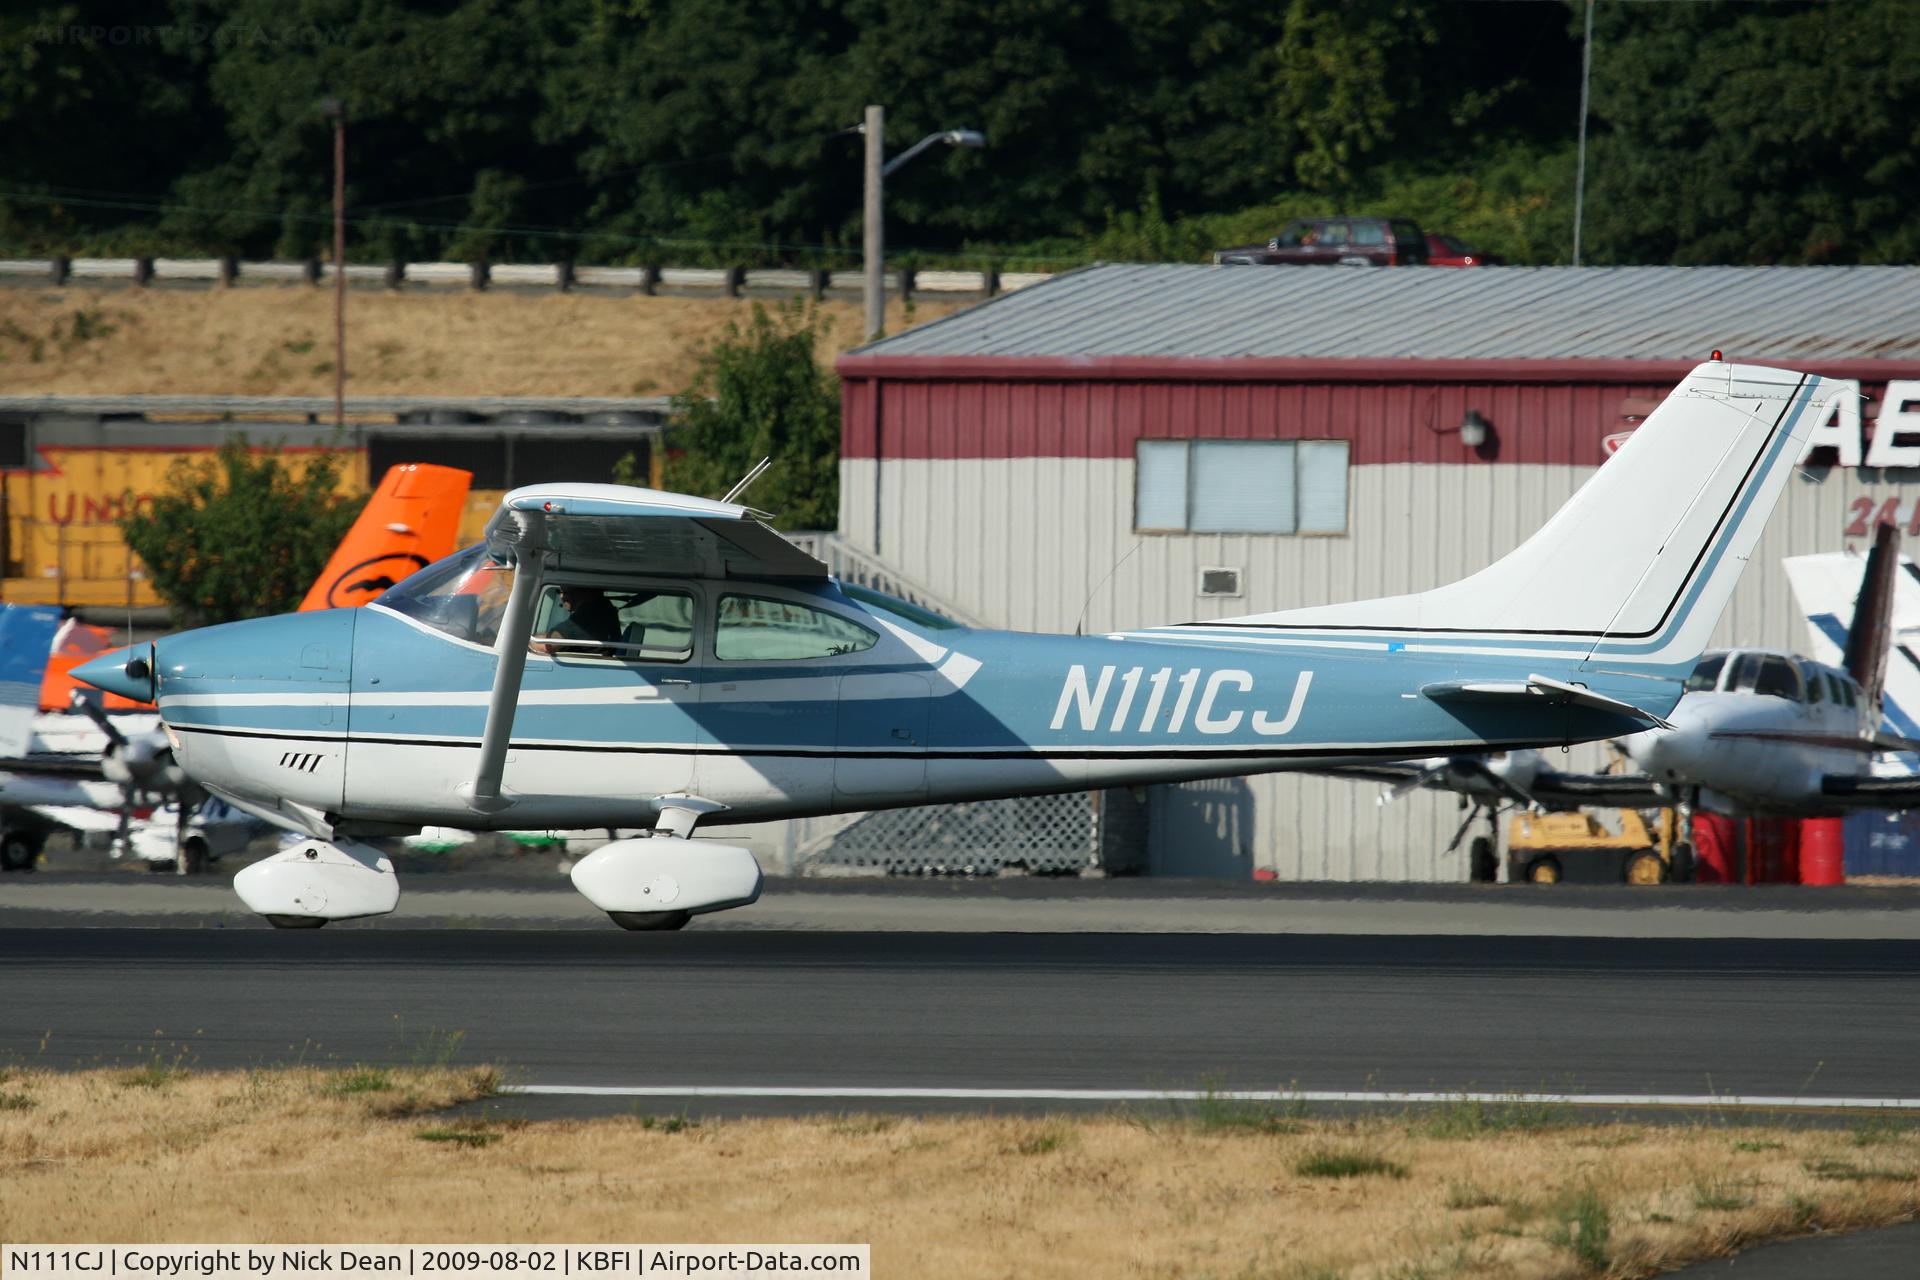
[1468,836,1498,884]
[178,837,210,876]
[0,832,38,872]
[608,909,692,932]
[1670,841,1696,885]
[1526,857,1562,885]
[1624,851,1667,885]
[265,915,329,930]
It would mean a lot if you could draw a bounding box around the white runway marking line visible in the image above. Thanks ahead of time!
[508,1086,1920,1111]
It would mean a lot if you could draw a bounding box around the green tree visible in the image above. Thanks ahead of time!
[1582,0,1920,264]
[121,441,363,625]
[621,301,839,530]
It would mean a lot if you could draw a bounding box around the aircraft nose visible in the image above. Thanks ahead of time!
[73,646,154,703]
[77,611,357,708]
[1623,704,1708,782]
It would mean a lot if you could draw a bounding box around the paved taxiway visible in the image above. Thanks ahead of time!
[10,870,1920,936]
[2,922,1915,1107]
[7,878,1916,1276]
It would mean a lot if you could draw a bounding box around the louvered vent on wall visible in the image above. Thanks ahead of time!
[1198,567,1242,598]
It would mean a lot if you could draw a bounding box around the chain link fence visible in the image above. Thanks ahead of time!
[789,789,1147,876]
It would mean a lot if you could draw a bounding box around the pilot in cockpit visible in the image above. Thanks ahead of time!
[545,584,622,647]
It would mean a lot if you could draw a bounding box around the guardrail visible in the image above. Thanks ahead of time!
[0,256,1052,299]
[782,531,983,628]
[0,393,673,423]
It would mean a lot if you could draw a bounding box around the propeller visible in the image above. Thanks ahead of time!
[70,690,202,869]
[1379,751,1541,810]
[1443,803,1484,854]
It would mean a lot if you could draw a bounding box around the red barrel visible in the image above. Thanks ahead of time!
[1799,817,1846,885]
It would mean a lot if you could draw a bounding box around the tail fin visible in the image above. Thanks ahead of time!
[298,463,472,612]
[1785,533,1920,767]
[1841,522,1900,708]
[1209,361,1834,668]
[0,603,62,756]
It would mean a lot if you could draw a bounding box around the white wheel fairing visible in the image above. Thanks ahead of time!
[570,838,761,917]
[233,839,399,923]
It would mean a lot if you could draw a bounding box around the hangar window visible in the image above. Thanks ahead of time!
[1134,440,1348,535]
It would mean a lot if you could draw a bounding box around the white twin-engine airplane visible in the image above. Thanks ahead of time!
[76,362,1831,929]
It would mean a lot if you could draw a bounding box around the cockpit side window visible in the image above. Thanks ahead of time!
[1753,657,1803,701]
[373,544,514,647]
[1683,653,1727,693]
[532,584,695,663]
[1804,663,1825,703]
[1825,673,1846,705]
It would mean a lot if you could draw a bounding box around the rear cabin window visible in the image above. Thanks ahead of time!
[715,595,878,662]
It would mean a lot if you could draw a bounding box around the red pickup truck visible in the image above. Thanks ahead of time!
[1215,217,1430,267]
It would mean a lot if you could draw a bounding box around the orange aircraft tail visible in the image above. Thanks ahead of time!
[297,462,473,612]
[42,462,472,711]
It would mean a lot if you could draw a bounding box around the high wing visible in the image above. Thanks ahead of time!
[482,484,827,581]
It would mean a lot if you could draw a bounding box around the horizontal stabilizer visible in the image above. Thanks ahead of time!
[1421,675,1672,729]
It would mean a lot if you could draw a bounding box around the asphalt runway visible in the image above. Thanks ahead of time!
[4,928,1916,1112]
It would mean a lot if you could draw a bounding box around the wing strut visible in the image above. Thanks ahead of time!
[463,514,548,814]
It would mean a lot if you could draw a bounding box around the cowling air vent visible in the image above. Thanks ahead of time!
[1198,567,1242,598]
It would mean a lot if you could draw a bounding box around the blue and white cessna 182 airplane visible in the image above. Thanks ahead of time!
[75,361,1833,928]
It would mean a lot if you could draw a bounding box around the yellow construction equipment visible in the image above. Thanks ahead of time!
[1506,808,1681,885]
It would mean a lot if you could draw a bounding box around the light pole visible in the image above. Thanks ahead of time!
[1572,0,1594,266]
[860,105,985,342]
[321,97,347,430]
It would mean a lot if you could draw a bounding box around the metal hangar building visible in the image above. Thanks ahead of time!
[834,264,1920,880]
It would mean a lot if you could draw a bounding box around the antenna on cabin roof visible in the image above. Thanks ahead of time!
[722,456,773,505]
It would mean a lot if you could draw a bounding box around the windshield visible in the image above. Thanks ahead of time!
[373,544,515,647]
[1682,652,1726,693]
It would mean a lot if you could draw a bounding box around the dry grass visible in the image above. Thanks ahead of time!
[2,1070,1917,1277]
[0,286,966,398]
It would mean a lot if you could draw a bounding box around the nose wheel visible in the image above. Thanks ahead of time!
[607,910,692,932]
[265,914,330,930]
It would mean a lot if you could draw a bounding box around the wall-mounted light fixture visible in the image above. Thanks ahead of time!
[1426,408,1496,457]
[1458,409,1490,449]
